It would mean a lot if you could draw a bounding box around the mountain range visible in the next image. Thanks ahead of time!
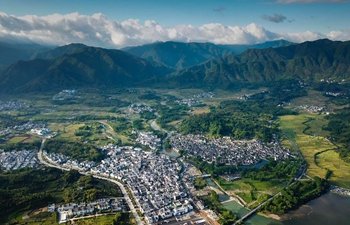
[167,39,350,88]
[122,40,292,70]
[0,39,349,93]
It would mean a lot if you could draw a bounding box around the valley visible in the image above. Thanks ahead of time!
[1,83,350,225]
[0,39,350,225]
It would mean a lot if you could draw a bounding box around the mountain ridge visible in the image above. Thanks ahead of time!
[0,39,349,93]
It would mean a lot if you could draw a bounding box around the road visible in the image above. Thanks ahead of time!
[37,138,144,225]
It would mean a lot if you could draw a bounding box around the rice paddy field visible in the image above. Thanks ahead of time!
[279,113,350,187]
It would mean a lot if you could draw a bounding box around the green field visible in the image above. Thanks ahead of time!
[279,114,350,187]
[216,177,284,207]
[7,136,29,144]
[316,150,350,187]
[58,123,85,141]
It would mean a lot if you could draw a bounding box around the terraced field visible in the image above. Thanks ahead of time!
[279,114,350,187]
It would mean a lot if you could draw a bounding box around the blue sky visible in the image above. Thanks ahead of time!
[0,0,349,48]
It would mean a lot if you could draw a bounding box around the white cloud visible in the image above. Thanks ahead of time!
[0,12,348,48]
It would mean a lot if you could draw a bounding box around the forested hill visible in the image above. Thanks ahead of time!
[122,40,292,70]
[0,46,173,93]
[0,42,51,70]
[0,39,350,93]
[167,39,350,88]
[122,41,233,70]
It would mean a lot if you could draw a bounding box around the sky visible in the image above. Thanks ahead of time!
[0,0,349,48]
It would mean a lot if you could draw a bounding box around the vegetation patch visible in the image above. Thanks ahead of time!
[0,168,122,224]
[7,135,30,144]
[279,114,338,179]
[261,177,328,214]
[44,139,106,162]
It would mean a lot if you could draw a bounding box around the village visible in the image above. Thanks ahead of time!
[0,121,47,136]
[0,101,28,111]
[43,144,194,224]
[52,89,79,101]
[48,198,127,223]
[170,134,292,166]
[299,105,326,113]
[0,149,39,171]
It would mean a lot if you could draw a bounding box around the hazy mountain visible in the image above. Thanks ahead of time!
[0,46,173,93]
[1,39,349,93]
[0,41,52,69]
[30,43,87,60]
[219,39,293,54]
[122,40,292,70]
[167,39,350,88]
[122,41,233,70]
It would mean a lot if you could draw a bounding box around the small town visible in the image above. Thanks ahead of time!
[43,144,194,224]
[0,149,39,171]
[170,134,292,166]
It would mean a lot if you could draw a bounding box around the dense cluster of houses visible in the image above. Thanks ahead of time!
[170,134,291,166]
[135,131,161,150]
[193,92,214,98]
[44,144,193,224]
[175,98,200,106]
[0,122,47,136]
[299,105,325,113]
[0,101,28,111]
[52,89,78,101]
[129,103,154,113]
[0,149,38,171]
[43,150,96,172]
[48,198,125,223]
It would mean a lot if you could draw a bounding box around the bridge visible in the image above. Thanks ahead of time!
[233,192,281,225]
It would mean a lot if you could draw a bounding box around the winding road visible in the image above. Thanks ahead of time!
[37,138,143,225]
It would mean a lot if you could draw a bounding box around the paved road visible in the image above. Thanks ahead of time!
[37,138,144,225]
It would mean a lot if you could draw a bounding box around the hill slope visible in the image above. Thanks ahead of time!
[30,43,87,60]
[0,46,173,93]
[167,39,350,88]
[122,40,292,70]
[0,42,51,69]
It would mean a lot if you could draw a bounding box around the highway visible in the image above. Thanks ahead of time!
[37,138,144,225]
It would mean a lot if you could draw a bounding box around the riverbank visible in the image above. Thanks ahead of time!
[257,212,283,221]
[329,185,350,197]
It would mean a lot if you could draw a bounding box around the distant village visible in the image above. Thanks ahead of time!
[170,134,292,166]
[52,89,79,101]
[0,101,28,111]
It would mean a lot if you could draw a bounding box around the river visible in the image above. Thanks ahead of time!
[222,193,350,225]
